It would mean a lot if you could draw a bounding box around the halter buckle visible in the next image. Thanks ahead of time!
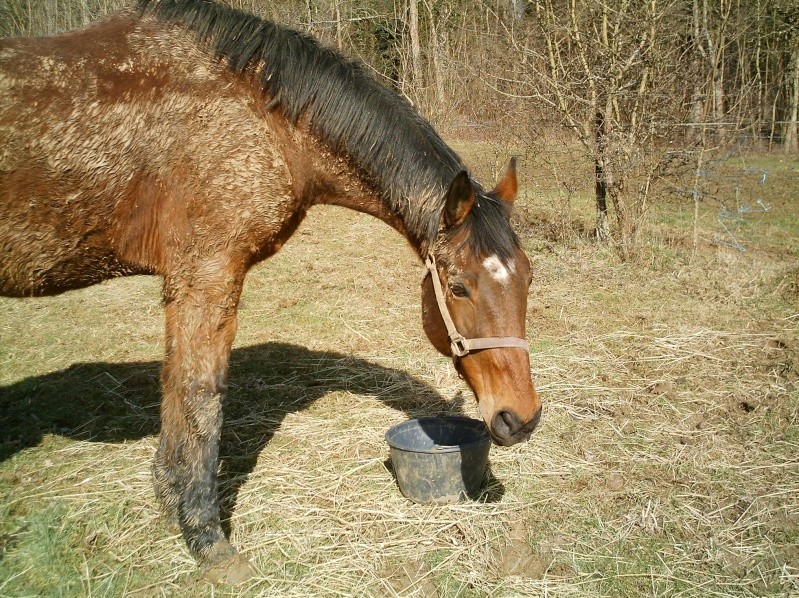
[450,335,469,358]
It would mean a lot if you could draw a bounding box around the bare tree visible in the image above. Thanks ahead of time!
[784,11,799,153]
[488,0,686,257]
[408,0,423,102]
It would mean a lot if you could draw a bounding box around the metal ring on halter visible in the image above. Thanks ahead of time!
[425,254,529,358]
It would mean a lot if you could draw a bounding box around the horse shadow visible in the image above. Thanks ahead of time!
[0,342,505,532]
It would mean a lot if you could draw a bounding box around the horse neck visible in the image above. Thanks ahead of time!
[304,135,452,257]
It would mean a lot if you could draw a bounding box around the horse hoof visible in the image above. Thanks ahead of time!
[202,554,255,585]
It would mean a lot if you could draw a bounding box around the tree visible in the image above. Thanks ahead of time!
[782,6,799,153]
[493,0,688,257]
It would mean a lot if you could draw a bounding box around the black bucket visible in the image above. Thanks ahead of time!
[385,416,491,504]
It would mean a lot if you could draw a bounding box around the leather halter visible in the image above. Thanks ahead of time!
[425,254,530,358]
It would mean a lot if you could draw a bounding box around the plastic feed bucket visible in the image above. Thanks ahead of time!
[385,416,491,504]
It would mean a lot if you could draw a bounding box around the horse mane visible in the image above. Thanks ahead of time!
[136,0,517,260]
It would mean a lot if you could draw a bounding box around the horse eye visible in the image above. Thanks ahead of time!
[450,283,468,298]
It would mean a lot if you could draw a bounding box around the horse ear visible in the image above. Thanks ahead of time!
[443,170,475,228]
[491,157,518,203]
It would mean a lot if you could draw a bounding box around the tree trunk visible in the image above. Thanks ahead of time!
[688,87,705,143]
[692,0,727,139]
[425,0,445,108]
[594,111,610,241]
[688,0,707,142]
[334,2,343,50]
[785,41,799,154]
[408,0,422,100]
[595,162,610,242]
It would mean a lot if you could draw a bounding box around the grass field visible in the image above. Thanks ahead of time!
[1,140,798,597]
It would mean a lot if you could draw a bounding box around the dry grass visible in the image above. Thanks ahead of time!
[1,146,798,596]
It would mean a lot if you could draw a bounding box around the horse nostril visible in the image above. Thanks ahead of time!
[492,410,520,442]
[500,410,519,430]
[491,407,541,445]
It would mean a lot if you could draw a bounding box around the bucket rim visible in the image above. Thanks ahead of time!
[385,415,490,453]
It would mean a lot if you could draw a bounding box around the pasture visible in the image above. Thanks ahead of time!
[1,141,798,596]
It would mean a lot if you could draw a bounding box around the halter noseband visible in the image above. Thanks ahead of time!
[425,254,530,358]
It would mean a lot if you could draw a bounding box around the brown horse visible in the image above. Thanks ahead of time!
[0,0,541,583]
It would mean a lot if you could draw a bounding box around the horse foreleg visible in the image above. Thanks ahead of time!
[153,272,253,583]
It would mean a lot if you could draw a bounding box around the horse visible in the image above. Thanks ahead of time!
[0,0,542,583]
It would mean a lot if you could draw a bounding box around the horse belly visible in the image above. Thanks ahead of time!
[0,168,143,297]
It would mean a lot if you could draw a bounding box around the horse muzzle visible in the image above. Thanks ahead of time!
[489,404,542,446]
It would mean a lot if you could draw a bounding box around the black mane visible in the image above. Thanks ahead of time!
[137,0,517,260]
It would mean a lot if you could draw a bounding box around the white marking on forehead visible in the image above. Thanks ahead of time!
[483,255,515,285]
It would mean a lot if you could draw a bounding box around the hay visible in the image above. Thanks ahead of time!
[1,156,798,596]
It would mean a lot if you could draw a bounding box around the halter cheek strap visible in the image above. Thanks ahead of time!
[425,254,529,358]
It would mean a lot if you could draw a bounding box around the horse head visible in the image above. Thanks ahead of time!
[422,159,542,446]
